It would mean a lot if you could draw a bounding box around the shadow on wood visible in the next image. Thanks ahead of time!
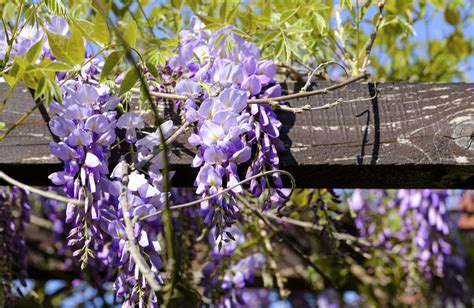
[0,82,473,188]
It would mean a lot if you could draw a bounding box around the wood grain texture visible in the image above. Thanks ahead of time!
[0,82,473,188]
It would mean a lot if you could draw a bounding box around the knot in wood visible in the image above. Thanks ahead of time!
[452,119,474,150]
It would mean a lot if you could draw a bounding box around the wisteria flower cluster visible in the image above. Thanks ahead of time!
[171,19,286,240]
[47,74,176,304]
[349,189,466,303]
[202,226,267,306]
[0,187,30,307]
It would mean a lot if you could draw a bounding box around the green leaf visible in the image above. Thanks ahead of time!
[94,10,110,46]
[226,2,240,23]
[145,62,159,78]
[45,0,66,15]
[263,30,281,46]
[0,122,5,130]
[146,48,173,66]
[26,38,43,63]
[45,30,71,64]
[70,18,97,44]
[34,77,48,101]
[197,14,221,26]
[35,77,62,103]
[70,17,108,47]
[279,8,299,24]
[119,67,138,96]
[219,0,227,21]
[275,39,284,59]
[67,24,85,65]
[285,26,312,34]
[341,0,352,10]
[231,28,251,39]
[360,0,373,19]
[100,50,123,82]
[283,38,291,61]
[3,63,23,87]
[123,19,138,47]
[313,12,327,34]
[444,4,460,25]
[212,32,226,50]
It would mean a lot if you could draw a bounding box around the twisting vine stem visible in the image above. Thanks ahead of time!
[360,0,386,74]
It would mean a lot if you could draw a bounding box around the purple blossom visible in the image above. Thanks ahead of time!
[116,112,145,143]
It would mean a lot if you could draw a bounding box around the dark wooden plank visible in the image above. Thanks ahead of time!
[0,82,473,188]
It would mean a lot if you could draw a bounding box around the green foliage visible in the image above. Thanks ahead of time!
[45,26,85,66]
[123,19,138,47]
[119,66,138,96]
[100,50,124,82]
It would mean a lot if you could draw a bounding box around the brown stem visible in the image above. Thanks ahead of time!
[360,0,386,73]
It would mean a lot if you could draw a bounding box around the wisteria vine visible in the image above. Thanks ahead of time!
[0,9,471,308]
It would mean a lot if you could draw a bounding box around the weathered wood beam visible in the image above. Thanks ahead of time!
[0,82,473,188]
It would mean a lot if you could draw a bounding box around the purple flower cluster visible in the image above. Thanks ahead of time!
[349,189,465,302]
[201,226,266,306]
[170,19,285,239]
[105,118,173,305]
[48,78,176,305]
[48,81,118,266]
[0,187,31,307]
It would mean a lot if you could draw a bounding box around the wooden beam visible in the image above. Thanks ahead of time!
[0,82,473,188]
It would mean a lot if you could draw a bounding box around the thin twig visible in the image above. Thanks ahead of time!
[310,89,377,111]
[360,0,386,74]
[0,171,84,205]
[93,1,177,301]
[138,169,296,221]
[249,73,369,104]
[30,214,53,229]
[261,210,370,247]
[0,97,42,141]
[115,73,369,111]
[301,61,336,92]
[119,161,161,292]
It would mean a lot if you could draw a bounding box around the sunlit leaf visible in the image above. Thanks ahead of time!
[119,67,138,96]
[45,30,71,64]
[123,19,138,47]
[100,50,124,82]
[25,38,43,63]
[67,24,85,65]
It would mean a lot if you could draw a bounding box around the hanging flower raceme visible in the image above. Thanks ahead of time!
[0,187,31,308]
[104,118,174,306]
[349,189,466,303]
[48,81,119,267]
[201,226,266,306]
[170,20,286,240]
